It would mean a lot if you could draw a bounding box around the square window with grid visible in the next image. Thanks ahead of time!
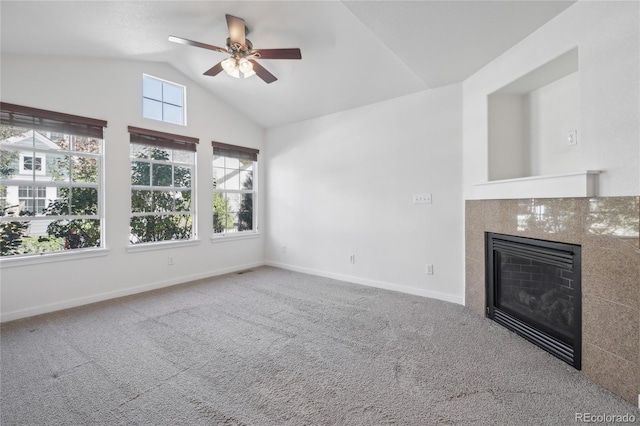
[142,75,185,126]
[18,186,47,214]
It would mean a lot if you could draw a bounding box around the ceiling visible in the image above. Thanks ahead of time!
[0,1,575,129]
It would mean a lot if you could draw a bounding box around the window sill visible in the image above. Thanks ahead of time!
[127,239,201,253]
[0,248,110,268]
[211,232,261,243]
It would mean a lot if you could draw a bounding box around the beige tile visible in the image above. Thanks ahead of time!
[582,243,640,307]
[585,197,640,239]
[465,201,485,231]
[511,198,585,244]
[465,256,485,317]
[582,343,639,405]
[583,295,639,363]
[465,228,485,261]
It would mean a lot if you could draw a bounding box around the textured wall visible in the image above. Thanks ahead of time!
[465,196,640,405]
[265,85,464,303]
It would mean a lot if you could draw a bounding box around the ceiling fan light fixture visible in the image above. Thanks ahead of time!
[221,57,238,74]
[228,67,241,78]
[238,57,253,74]
[243,69,256,79]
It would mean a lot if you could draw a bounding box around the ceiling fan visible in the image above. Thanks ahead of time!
[169,14,302,84]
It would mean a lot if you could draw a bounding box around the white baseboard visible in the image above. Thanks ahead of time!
[0,261,265,323]
[3,261,464,322]
[265,261,464,305]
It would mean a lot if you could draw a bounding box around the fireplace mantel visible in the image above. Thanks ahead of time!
[471,171,601,200]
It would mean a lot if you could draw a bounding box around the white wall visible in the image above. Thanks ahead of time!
[528,72,581,176]
[0,54,265,321]
[488,94,530,180]
[488,72,580,181]
[265,85,464,304]
[464,1,640,198]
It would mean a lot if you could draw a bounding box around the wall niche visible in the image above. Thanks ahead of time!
[488,48,580,181]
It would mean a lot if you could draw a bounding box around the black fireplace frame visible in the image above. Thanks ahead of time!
[485,232,582,369]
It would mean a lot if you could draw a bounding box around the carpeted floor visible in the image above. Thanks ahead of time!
[1,266,638,425]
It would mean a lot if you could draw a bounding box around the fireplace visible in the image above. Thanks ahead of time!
[486,232,582,369]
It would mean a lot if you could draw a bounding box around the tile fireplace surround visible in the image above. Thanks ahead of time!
[465,197,639,405]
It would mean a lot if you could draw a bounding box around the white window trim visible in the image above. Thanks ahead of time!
[210,232,260,243]
[0,247,109,268]
[126,238,201,253]
[129,145,197,246]
[19,153,46,175]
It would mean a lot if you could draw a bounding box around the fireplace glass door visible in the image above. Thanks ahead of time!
[486,233,581,369]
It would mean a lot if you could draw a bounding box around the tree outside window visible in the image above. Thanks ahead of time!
[212,142,258,236]
[128,127,198,245]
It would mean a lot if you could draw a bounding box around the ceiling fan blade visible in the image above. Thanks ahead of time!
[226,14,246,47]
[203,62,224,77]
[253,48,302,60]
[168,36,227,53]
[248,60,277,84]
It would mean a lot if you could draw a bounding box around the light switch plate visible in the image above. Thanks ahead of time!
[413,194,432,204]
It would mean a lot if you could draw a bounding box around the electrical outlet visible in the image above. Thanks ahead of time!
[426,264,434,275]
[349,254,356,264]
[413,194,432,204]
[168,256,174,266]
[568,130,578,146]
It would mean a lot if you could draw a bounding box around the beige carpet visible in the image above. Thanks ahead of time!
[1,266,638,425]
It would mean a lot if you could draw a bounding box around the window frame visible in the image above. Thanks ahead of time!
[0,185,7,212]
[0,102,107,261]
[18,185,47,214]
[128,126,199,248]
[212,141,259,239]
[20,154,45,175]
[142,74,187,126]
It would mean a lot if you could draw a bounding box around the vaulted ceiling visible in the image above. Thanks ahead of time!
[1,1,575,128]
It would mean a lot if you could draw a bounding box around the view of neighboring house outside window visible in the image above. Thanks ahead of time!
[212,142,258,236]
[0,103,106,257]
[129,126,198,245]
[18,186,47,215]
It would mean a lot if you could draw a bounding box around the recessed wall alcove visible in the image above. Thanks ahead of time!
[488,47,580,181]
[474,48,601,200]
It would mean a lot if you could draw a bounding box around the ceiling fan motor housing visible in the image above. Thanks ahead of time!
[226,37,253,57]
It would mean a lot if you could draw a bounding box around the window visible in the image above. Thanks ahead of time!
[21,155,44,174]
[129,126,198,245]
[18,186,47,215]
[212,142,258,236]
[142,75,186,125]
[0,102,106,257]
[0,185,7,212]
